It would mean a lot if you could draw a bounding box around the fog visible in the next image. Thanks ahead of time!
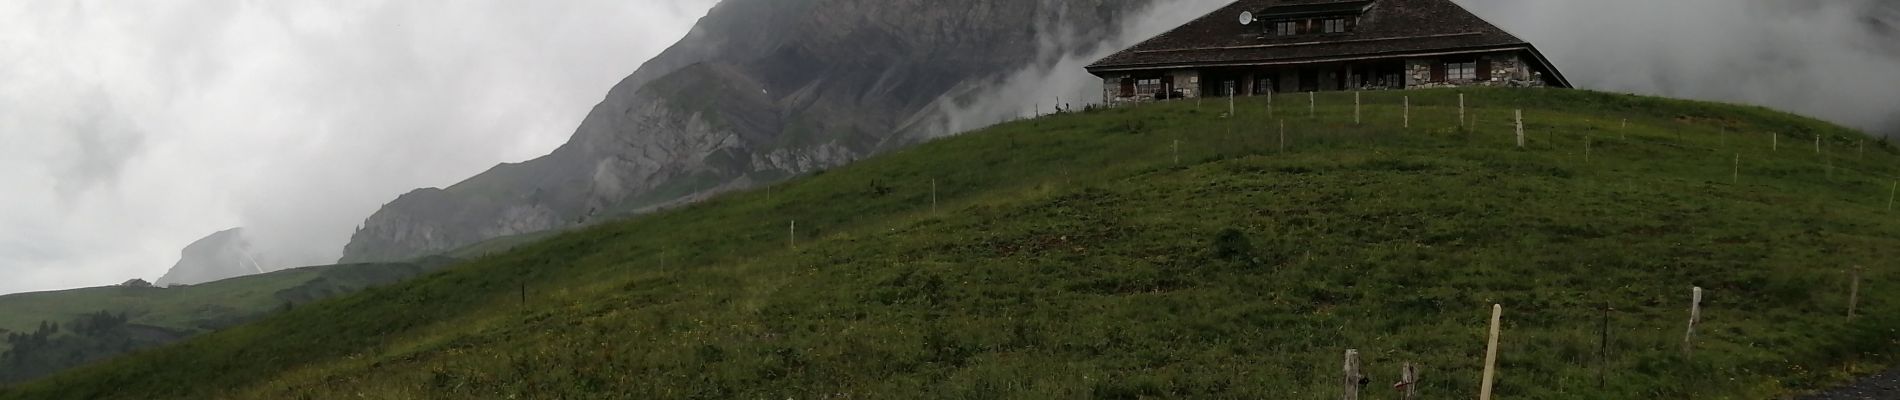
[0,0,718,295]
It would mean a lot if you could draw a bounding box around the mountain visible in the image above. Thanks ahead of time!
[153,228,264,287]
[338,0,1183,263]
[10,89,1898,398]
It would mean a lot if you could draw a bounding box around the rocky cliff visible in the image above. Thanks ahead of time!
[340,0,1178,263]
[155,228,265,286]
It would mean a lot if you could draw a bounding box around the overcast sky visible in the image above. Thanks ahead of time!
[0,0,717,295]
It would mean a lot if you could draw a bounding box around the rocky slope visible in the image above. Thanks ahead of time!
[154,228,265,286]
[340,0,1183,263]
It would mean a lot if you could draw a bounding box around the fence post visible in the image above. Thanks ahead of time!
[1398,363,1419,400]
[1733,153,1740,184]
[1598,304,1611,389]
[931,179,938,213]
[1772,132,1778,151]
[1268,89,1275,117]
[1849,266,1862,320]
[790,219,797,248]
[1480,304,1503,400]
[1515,110,1525,148]
[1888,180,1896,211]
[1354,91,1361,125]
[1404,96,1411,128]
[1816,134,1822,154]
[1460,93,1467,128]
[1621,119,1627,140]
[1343,349,1364,400]
[1279,119,1287,153]
[1310,91,1316,118]
[1684,286,1702,357]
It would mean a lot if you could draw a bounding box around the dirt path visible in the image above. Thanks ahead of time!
[1799,368,1900,399]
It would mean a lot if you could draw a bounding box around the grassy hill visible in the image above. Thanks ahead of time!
[6,88,1898,399]
[0,260,450,383]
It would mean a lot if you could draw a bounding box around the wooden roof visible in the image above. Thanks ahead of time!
[1088,0,1570,87]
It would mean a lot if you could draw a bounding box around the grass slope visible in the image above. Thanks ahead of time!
[0,261,448,383]
[7,88,1899,399]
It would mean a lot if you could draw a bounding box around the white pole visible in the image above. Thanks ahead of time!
[790,220,797,248]
[1515,109,1525,148]
[1459,93,1466,128]
[1354,91,1361,125]
[1479,304,1503,400]
[1685,286,1702,356]
[1268,89,1275,117]
[1309,91,1316,118]
[1404,96,1410,128]
[1772,132,1778,151]
[1279,119,1286,152]
[1816,134,1822,154]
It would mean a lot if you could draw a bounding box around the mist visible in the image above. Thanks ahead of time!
[0,0,718,295]
[1462,0,1900,137]
[943,0,1900,139]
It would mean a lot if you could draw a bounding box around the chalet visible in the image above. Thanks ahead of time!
[1087,0,1570,104]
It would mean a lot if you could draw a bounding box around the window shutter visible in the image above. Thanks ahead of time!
[1431,62,1446,82]
[1477,58,1493,81]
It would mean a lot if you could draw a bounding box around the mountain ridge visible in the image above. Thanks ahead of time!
[338,0,1183,263]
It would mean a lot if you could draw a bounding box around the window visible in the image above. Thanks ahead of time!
[1275,21,1298,36]
[1445,61,1477,81]
[1323,18,1347,33]
[1136,78,1162,97]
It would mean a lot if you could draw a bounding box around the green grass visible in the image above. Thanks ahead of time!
[0,262,438,340]
[7,88,1900,399]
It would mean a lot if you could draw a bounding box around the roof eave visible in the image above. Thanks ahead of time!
[1086,43,1531,75]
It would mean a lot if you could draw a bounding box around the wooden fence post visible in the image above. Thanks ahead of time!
[1343,349,1364,400]
[1849,266,1862,320]
[931,179,938,213]
[1772,132,1778,151]
[1460,93,1467,128]
[1816,134,1822,154]
[1684,286,1702,357]
[790,219,797,248]
[1310,91,1316,118]
[1888,180,1896,211]
[1397,363,1419,400]
[1598,304,1611,389]
[1268,89,1275,117]
[1404,96,1411,128]
[1733,153,1740,184]
[1515,110,1525,148]
[1279,119,1287,153]
[1480,304,1503,400]
[1354,91,1361,125]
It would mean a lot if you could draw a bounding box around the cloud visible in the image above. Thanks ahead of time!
[1458,0,1900,137]
[0,0,718,295]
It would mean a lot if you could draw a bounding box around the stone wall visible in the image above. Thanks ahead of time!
[1100,69,1202,105]
[1403,51,1546,89]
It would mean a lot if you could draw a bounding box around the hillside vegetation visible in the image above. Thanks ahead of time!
[6,88,1898,399]
[0,260,447,384]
